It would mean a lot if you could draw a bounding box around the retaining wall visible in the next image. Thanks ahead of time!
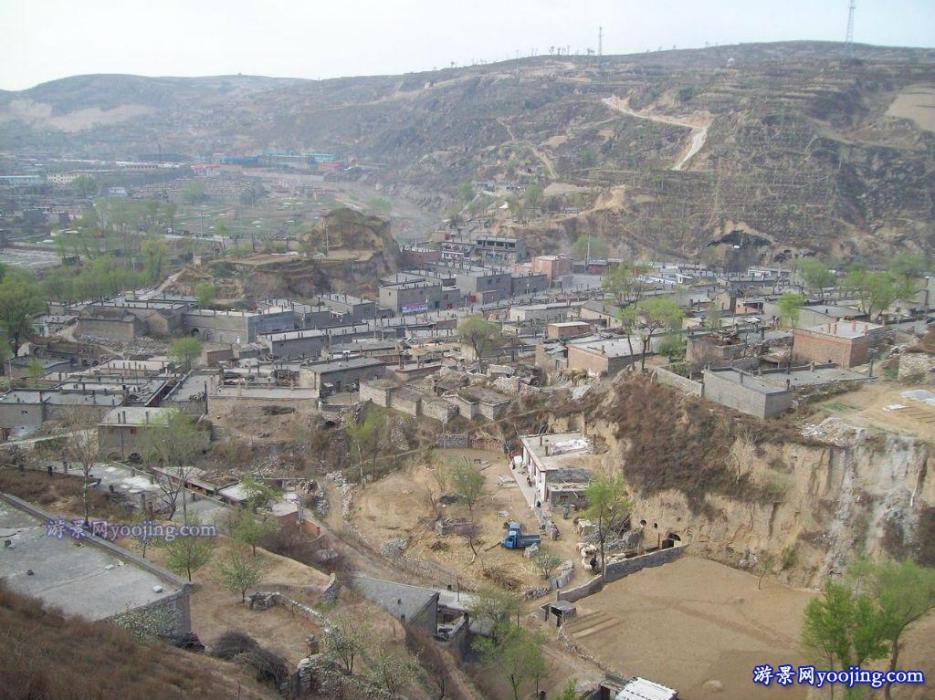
[653,367,703,396]
[557,545,687,602]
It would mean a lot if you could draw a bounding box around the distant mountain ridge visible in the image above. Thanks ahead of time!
[2,40,933,264]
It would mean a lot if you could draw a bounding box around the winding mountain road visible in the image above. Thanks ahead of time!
[602,95,711,171]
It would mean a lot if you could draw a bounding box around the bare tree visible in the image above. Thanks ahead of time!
[139,410,205,519]
[62,410,101,526]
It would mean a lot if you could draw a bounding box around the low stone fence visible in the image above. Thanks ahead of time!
[603,543,685,583]
[557,544,687,602]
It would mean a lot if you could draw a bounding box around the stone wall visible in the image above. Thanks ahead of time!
[653,367,703,396]
[111,588,192,639]
[359,381,394,407]
[899,352,935,381]
[77,316,140,342]
[389,389,422,418]
[422,397,456,424]
[557,545,687,602]
[603,543,686,583]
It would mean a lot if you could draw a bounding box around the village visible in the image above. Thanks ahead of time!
[2,202,935,700]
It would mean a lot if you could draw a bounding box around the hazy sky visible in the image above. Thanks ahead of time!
[2,0,934,90]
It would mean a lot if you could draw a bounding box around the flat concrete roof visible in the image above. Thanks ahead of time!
[303,357,385,373]
[520,432,594,472]
[571,336,647,358]
[801,321,883,339]
[0,495,186,621]
[262,324,369,341]
[756,366,868,389]
[99,406,175,426]
[0,390,121,407]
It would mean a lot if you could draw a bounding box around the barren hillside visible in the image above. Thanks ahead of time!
[2,41,933,263]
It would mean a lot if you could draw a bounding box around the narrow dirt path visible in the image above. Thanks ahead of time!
[602,95,711,171]
[498,117,558,179]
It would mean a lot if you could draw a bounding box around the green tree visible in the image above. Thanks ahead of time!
[458,182,475,202]
[0,270,46,354]
[657,333,685,363]
[345,406,388,484]
[165,527,213,582]
[844,269,899,321]
[802,580,889,698]
[26,357,45,386]
[232,510,280,557]
[776,291,805,328]
[447,211,464,230]
[458,315,502,366]
[181,181,207,204]
[602,262,648,305]
[467,587,522,641]
[141,238,170,284]
[322,610,370,674]
[630,297,684,371]
[473,624,548,700]
[525,183,544,211]
[239,476,282,512]
[849,559,935,700]
[446,458,487,561]
[888,252,929,281]
[194,282,216,307]
[582,474,631,576]
[0,329,11,376]
[796,258,836,301]
[366,648,421,695]
[572,234,607,261]
[533,547,563,580]
[169,337,202,371]
[71,175,98,198]
[704,303,722,332]
[217,546,264,603]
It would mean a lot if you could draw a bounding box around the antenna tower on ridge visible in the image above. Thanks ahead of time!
[845,1,856,57]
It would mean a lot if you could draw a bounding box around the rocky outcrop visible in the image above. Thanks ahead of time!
[547,376,933,587]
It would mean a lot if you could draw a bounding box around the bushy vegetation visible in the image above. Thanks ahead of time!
[0,585,264,700]
[600,375,809,511]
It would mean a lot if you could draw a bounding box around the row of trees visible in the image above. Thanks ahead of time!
[795,253,929,320]
[803,559,935,700]
[0,265,46,358]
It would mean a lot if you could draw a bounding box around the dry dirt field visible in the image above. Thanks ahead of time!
[886,85,935,133]
[814,381,935,440]
[564,556,815,700]
[351,448,589,591]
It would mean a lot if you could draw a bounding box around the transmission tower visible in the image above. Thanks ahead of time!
[845,0,856,57]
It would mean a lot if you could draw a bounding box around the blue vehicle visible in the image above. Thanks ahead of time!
[501,522,541,550]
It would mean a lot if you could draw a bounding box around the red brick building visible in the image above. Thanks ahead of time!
[792,321,883,368]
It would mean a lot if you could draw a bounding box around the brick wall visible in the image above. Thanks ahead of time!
[793,329,870,368]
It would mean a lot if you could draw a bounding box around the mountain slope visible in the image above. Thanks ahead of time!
[2,41,933,263]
